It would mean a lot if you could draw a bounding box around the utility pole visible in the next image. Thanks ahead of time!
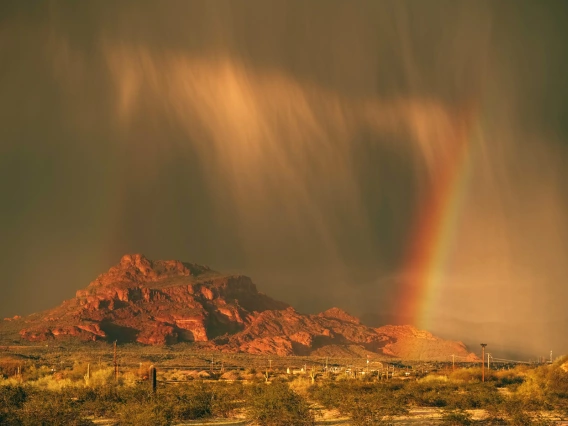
[452,355,455,372]
[268,359,272,371]
[150,365,157,393]
[113,340,118,382]
[480,344,487,383]
[550,350,553,364]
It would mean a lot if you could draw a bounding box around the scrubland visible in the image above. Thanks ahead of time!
[1,352,568,425]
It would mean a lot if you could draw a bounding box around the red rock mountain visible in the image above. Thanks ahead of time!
[13,254,477,360]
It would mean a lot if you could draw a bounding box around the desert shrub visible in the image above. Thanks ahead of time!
[17,388,94,426]
[20,364,53,382]
[27,375,79,391]
[288,376,313,395]
[449,368,479,383]
[420,374,449,383]
[494,369,526,388]
[441,409,473,425]
[309,381,407,425]
[73,385,122,418]
[87,367,114,387]
[115,386,173,426]
[0,384,27,408]
[513,359,568,415]
[481,409,509,425]
[0,379,243,425]
[402,380,503,411]
[210,382,244,417]
[544,363,568,399]
[498,398,555,426]
[456,383,502,410]
[405,381,455,407]
[168,383,213,420]
[515,377,547,411]
[247,382,314,426]
[0,385,27,424]
[116,400,171,426]
[123,381,245,423]
[0,358,22,377]
[449,366,500,383]
[118,370,140,387]
[64,362,89,381]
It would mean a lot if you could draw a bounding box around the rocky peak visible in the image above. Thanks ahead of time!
[120,253,150,268]
[85,254,212,290]
[318,307,361,324]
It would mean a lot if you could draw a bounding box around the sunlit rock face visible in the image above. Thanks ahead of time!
[18,255,476,360]
[20,254,286,345]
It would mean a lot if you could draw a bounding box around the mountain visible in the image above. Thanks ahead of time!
[6,254,477,360]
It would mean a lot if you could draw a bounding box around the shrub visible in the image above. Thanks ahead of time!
[0,385,27,424]
[169,383,213,420]
[115,387,172,426]
[247,382,314,426]
[87,367,114,388]
[18,388,94,426]
[494,369,525,388]
[441,409,473,425]
[309,381,408,425]
[210,382,244,417]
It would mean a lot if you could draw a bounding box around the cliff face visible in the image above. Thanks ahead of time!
[15,254,477,360]
[19,254,287,345]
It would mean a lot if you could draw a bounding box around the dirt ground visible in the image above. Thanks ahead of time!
[126,407,568,425]
[88,402,568,425]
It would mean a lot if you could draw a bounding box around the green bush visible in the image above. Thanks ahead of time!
[115,387,172,426]
[18,388,94,426]
[247,382,314,426]
[114,381,244,425]
[210,381,244,417]
[0,385,27,425]
[168,383,213,420]
[494,370,526,388]
[309,381,407,425]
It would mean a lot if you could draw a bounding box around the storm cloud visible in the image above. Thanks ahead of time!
[1,0,567,358]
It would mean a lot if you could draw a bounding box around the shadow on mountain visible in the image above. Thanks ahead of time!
[99,321,139,343]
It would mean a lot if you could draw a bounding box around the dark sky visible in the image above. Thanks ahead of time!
[1,1,568,358]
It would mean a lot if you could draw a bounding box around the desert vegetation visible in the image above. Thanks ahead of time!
[1,352,568,425]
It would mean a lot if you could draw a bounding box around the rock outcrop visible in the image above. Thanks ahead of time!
[19,254,286,345]
[14,254,477,360]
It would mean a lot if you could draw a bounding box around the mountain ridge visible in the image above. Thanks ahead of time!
[5,254,477,360]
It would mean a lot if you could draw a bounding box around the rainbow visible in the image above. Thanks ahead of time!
[397,105,480,329]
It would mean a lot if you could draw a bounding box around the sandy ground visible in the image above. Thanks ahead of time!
[92,407,568,425]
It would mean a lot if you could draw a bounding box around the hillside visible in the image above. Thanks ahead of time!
[2,254,477,360]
